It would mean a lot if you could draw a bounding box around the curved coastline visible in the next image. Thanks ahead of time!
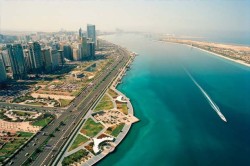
[190,45,250,67]
[161,40,250,67]
[85,48,137,166]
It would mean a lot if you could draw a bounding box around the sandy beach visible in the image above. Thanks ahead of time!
[162,40,250,67]
[189,45,250,67]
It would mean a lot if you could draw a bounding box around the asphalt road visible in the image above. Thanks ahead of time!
[6,46,130,166]
[0,102,63,113]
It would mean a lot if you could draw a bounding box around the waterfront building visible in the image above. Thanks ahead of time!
[0,56,7,82]
[6,44,27,79]
[28,42,43,73]
[87,42,95,59]
[87,24,96,46]
[41,48,52,73]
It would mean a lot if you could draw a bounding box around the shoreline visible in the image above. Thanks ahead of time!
[81,47,137,166]
[190,45,250,67]
[162,40,250,68]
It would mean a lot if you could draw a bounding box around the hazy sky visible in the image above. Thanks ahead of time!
[0,0,250,36]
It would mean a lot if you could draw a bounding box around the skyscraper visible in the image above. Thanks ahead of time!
[0,55,7,82]
[87,24,96,45]
[72,48,81,61]
[72,42,83,60]
[7,44,27,79]
[28,42,43,73]
[23,49,32,72]
[87,42,95,59]
[41,48,52,73]
[0,50,11,67]
[81,37,88,59]
[50,49,60,70]
[63,45,73,60]
[79,28,82,39]
[58,50,64,66]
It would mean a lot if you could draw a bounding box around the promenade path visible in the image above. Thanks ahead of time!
[58,52,137,166]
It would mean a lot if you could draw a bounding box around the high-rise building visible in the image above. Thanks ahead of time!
[72,48,81,61]
[50,49,60,70]
[23,49,32,72]
[72,43,83,60]
[58,50,64,66]
[81,37,88,59]
[79,28,82,39]
[87,42,95,59]
[0,50,11,67]
[87,24,96,45]
[63,45,73,60]
[0,55,7,82]
[28,42,43,73]
[7,44,27,79]
[41,48,52,73]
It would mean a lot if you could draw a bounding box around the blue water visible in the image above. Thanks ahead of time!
[98,34,250,166]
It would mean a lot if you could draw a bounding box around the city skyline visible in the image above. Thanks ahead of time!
[1,0,250,37]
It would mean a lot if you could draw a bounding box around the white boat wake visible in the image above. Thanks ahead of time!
[185,69,227,122]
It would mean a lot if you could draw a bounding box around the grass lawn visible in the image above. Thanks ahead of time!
[13,111,26,116]
[62,149,88,166]
[94,94,114,112]
[80,118,104,137]
[105,123,125,137]
[12,95,34,103]
[32,117,53,127]
[69,134,89,151]
[26,102,45,106]
[59,99,72,107]
[108,89,119,98]
[117,103,128,115]
[13,111,35,116]
[17,131,34,137]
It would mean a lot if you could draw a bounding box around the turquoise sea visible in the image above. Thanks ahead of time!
[98,34,250,166]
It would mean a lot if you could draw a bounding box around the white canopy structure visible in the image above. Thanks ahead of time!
[116,95,127,103]
[93,137,115,154]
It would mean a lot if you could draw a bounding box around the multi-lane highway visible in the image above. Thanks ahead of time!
[6,45,130,166]
[0,102,63,113]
